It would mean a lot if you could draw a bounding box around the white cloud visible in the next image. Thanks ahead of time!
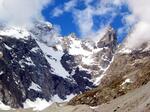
[116,14,136,41]
[124,0,150,48]
[72,0,121,38]
[81,0,93,6]
[0,0,52,27]
[126,21,150,48]
[52,7,64,17]
[52,0,77,17]
[51,0,125,39]
[63,0,126,39]
[73,6,94,37]
[123,14,137,26]
[64,0,77,11]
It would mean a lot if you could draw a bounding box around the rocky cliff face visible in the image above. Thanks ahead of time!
[68,41,150,107]
[55,28,117,85]
[0,35,80,108]
[0,22,117,109]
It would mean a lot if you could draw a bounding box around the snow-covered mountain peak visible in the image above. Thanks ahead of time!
[0,21,53,40]
[0,26,30,39]
[0,21,118,110]
[51,28,117,85]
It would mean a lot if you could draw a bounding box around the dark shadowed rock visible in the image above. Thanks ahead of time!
[0,36,79,108]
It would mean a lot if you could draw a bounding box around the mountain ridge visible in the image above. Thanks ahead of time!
[0,21,118,110]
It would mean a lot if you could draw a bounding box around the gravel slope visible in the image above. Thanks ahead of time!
[95,81,150,112]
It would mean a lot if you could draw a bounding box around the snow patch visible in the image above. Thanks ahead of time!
[0,71,4,75]
[0,52,3,58]
[23,94,75,111]
[81,48,104,65]
[65,94,76,102]
[90,106,99,109]
[19,57,35,67]
[94,73,106,86]
[143,41,150,51]
[30,47,39,53]
[119,48,132,54]
[121,78,132,85]
[68,37,91,56]
[78,65,92,74]
[51,94,75,103]
[4,44,12,50]
[28,82,42,92]
[0,101,11,110]
[23,98,52,111]
[0,27,30,39]
[36,41,70,79]
[94,56,114,85]
[55,44,63,51]
[82,56,94,65]
[25,57,35,66]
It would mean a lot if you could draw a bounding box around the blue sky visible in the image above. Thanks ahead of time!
[0,0,149,49]
[42,0,131,42]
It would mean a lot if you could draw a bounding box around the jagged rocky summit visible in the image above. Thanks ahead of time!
[68,36,150,111]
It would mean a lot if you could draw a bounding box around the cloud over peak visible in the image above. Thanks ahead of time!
[124,0,150,49]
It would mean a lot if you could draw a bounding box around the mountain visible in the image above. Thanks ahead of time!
[0,21,117,109]
[0,21,150,112]
[68,39,150,109]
